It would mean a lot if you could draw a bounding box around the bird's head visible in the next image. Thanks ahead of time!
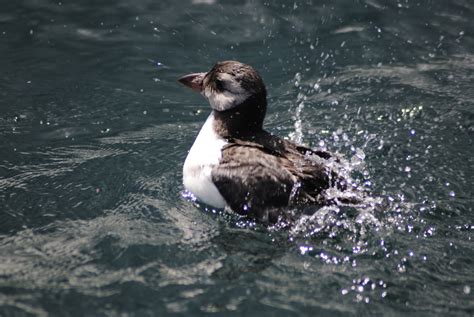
[178,60,266,112]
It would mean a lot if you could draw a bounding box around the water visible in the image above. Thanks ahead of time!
[1,0,473,315]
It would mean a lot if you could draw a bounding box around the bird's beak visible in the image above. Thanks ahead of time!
[178,72,206,92]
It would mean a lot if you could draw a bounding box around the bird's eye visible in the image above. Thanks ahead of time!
[215,79,224,91]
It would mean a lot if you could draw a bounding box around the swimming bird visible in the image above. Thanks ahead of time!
[178,61,347,223]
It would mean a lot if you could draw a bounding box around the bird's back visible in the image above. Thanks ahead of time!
[211,130,343,222]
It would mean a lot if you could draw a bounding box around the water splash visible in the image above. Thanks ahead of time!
[289,72,305,144]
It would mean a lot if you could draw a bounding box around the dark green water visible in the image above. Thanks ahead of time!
[1,0,473,316]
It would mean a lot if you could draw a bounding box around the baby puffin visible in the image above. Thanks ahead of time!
[179,60,346,223]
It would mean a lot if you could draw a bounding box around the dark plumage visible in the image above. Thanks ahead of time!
[179,61,348,223]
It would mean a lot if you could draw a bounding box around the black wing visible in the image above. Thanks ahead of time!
[211,137,335,222]
[211,142,296,221]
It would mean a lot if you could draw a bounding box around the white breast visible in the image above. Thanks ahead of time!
[183,113,227,208]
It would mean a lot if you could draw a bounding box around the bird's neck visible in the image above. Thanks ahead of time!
[211,94,267,139]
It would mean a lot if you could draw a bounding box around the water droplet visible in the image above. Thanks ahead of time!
[449,191,455,197]
[355,148,365,160]
[463,285,471,294]
[397,264,406,273]
[299,245,313,255]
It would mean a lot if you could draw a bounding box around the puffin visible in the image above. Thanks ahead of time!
[178,60,347,223]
